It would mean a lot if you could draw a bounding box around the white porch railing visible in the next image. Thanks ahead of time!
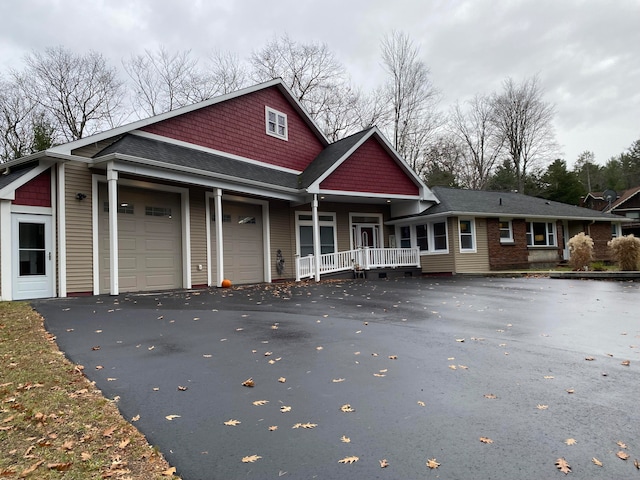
[296,247,420,281]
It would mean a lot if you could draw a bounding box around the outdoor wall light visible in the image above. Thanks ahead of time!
[75,193,87,201]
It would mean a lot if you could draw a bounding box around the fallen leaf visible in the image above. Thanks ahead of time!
[242,455,262,463]
[338,456,359,464]
[131,414,140,422]
[19,460,44,477]
[458,365,469,370]
[388,355,398,360]
[566,389,575,394]
[280,406,292,413]
[617,441,627,449]
[252,399,269,406]
[585,356,595,361]
[268,426,278,431]
[341,435,351,443]
[544,376,554,379]
[264,351,272,356]
[565,438,577,446]
[177,386,188,391]
[278,377,286,383]
[448,365,457,370]
[242,378,255,387]
[555,457,571,474]
[81,452,92,461]
[417,401,426,407]
[118,438,130,449]
[480,437,493,444]
[456,338,465,342]
[536,404,549,410]
[621,360,630,366]
[340,404,355,412]
[95,365,103,370]
[47,462,72,471]
[373,373,386,377]
[161,466,177,476]
[148,346,155,351]
[103,426,117,437]
[316,346,324,351]
[484,393,497,399]
[332,378,345,383]
[91,346,100,351]
[203,354,212,358]
[426,458,440,469]
[165,415,181,421]
[592,457,603,467]
[379,459,389,468]
[224,419,241,426]
[634,459,639,469]
[617,451,630,460]
[292,422,317,429]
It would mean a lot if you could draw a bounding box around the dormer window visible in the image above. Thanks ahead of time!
[265,106,288,140]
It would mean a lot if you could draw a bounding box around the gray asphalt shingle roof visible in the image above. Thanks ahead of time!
[94,134,300,190]
[423,186,625,221]
[0,162,38,190]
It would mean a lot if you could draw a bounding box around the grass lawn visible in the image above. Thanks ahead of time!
[0,302,179,479]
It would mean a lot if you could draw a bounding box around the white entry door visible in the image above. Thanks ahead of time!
[12,214,53,300]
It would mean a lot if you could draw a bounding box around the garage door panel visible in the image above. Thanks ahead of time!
[145,256,177,269]
[119,219,137,232]
[146,274,176,287]
[119,238,137,250]
[145,238,178,251]
[144,220,175,234]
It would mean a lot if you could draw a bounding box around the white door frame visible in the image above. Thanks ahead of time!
[12,213,54,300]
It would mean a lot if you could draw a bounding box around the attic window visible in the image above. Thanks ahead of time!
[265,106,288,140]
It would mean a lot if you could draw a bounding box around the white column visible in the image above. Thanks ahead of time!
[0,200,12,300]
[107,163,119,295]
[214,188,224,287]
[56,163,66,297]
[312,194,321,282]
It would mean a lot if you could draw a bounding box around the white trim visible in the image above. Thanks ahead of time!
[107,164,119,295]
[0,200,12,300]
[312,189,422,200]
[205,191,212,287]
[48,79,329,156]
[295,210,337,258]
[92,174,100,295]
[396,219,450,255]
[349,212,384,250]
[458,218,476,253]
[0,160,55,200]
[11,213,54,300]
[182,191,191,289]
[265,106,289,141]
[130,130,302,174]
[214,189,224,287]
[10,205,53,215]
[54,164,64,297]
[498,218,514,244]
[525,220,557,247]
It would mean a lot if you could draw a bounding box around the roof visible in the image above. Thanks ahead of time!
[607,186,640,212]
[418,187,626,222]
[0,162,38,190]
[94,134,300,190]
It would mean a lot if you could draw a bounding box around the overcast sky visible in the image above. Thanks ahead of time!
[1,0,639,167]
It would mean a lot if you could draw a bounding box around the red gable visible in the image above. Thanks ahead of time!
[14,170,51,207]
[319,137,419,196]
[141,86,325,172]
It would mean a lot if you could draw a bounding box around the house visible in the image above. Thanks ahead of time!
[582,187,640,236]
[388,187,625,272]
[0,79,625,300]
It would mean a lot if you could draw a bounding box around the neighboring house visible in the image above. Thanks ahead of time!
[0,79,625,300]
[389,187,625,272]
[582,187,640,236]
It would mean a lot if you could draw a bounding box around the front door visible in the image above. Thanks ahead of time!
[354,224,380,248]
[12,214,53,300]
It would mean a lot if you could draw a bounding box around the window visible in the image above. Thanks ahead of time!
[103,202,134,214]
[526,221,556,246]
[416,224,428,251]
[611,223,621,238]
[396,221,448,253]
[400,226,411,248]
[458,219,476,252]
[145,206,172,218]
[266,106,288,140]
[296,212,336,256]
[499,219,513,243]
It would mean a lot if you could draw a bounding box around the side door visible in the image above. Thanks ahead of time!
[12,214,54,300]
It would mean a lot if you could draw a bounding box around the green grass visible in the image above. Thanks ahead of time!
[0,302,178,479]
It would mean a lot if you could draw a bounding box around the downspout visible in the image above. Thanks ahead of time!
[312,194,320,282]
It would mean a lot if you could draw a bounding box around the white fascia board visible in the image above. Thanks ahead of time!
[102,155,302,201]
[314,188,422,201]
[608,189,640,212]
[388,210,626,224]
[130,130,303,174]
[0,159,57,200]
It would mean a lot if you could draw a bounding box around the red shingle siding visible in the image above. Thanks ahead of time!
[141,87,325,171]
[14,170,51,207]
[319,138,419,195]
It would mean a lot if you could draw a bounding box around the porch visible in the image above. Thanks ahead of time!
[295,247,421,281]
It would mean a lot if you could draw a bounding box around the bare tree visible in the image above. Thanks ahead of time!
[250,33,362,140]
[206,49,248,95]
[490,75,557,193]
[449,94,504,189]
[379,30,441,170]
[0,77,37,161]
[16,46,124,141]
[124,46,213,117]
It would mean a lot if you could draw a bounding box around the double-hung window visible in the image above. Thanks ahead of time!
[458,219,476,252]
[296,212,336,257]
[397,221,448,253]
[266,106,288,140]
[499,219,513,243]
[526,221,556,246]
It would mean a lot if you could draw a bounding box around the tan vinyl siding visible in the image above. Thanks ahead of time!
[453,217,490,273]
[65,162,93,293]
[269,200,294,280]
[190,189,207,286]
[420,252,455,272]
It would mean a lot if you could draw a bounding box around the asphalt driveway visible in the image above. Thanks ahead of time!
[34,277,639,479]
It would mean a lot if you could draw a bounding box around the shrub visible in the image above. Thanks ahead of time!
[608,234,640,271]
[568,232,593,270]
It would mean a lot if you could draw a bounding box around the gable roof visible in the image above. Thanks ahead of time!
[607,186,640,212]
[411,187,626,222]
[46,79,329,157]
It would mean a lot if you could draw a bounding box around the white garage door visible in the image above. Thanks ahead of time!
[99,185,182,293]
[211,201,264,284]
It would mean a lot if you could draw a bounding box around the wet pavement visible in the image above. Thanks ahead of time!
[34,277,639,479]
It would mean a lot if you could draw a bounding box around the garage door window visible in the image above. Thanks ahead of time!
[146,206,172,218]
[103,202,134,214]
